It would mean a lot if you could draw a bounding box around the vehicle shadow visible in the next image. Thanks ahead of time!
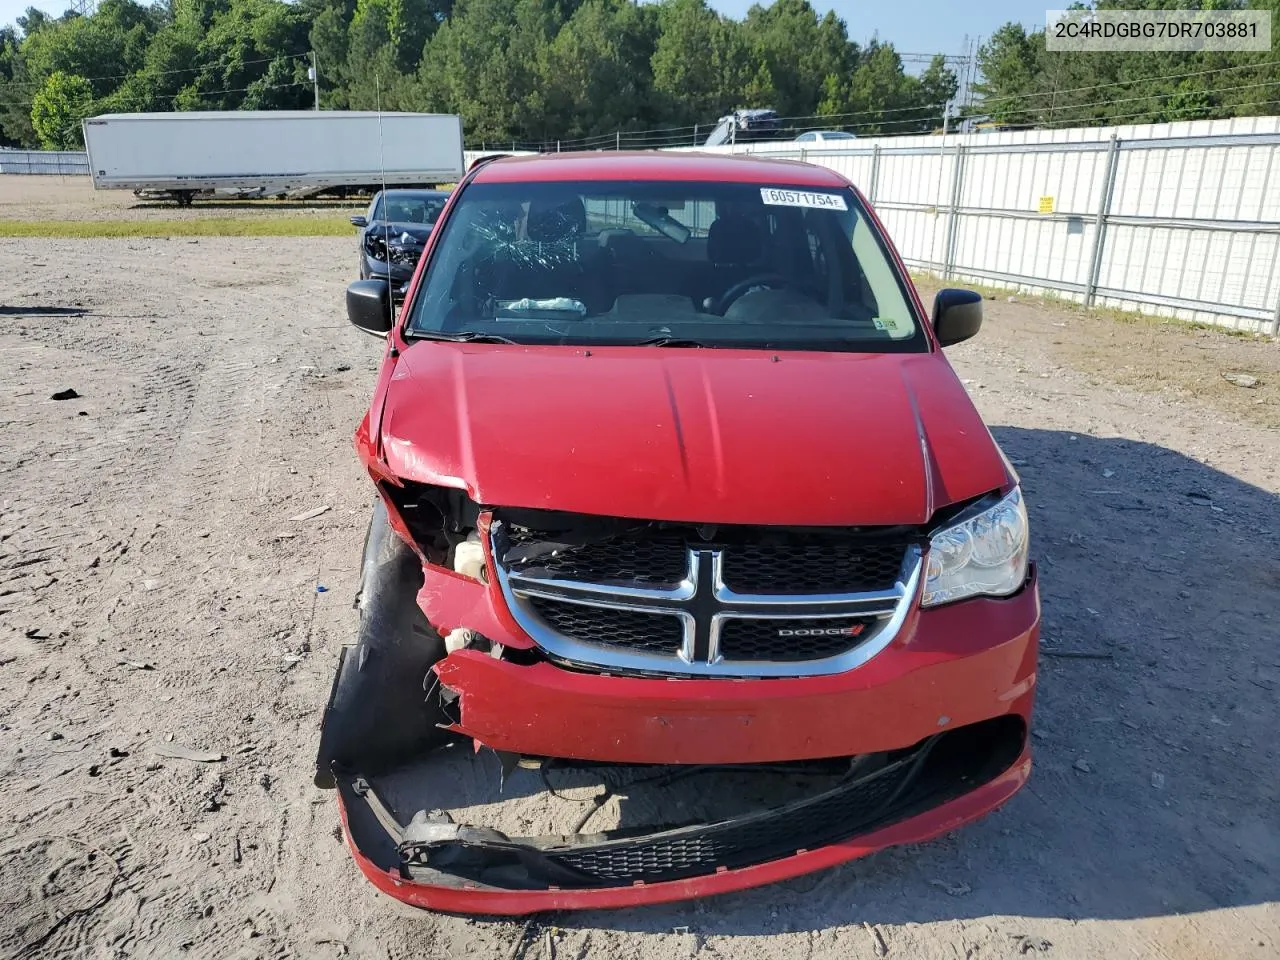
[547,427,1278,931]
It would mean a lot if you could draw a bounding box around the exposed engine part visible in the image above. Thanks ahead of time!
[444,628,475,654]
[453,533,487,582]
[379,481,482,567]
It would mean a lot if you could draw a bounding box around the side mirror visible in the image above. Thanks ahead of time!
[932,288,983,347]
[350,215,368,228]
[347,279,391,336]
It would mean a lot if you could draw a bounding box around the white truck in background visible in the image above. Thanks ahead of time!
[82,111,465,205]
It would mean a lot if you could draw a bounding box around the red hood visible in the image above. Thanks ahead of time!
[376,343,1010,526]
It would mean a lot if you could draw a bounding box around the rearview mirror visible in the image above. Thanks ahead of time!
[932,289,983,347]
[350,215,368,228]
[347,279,391,336]
[632,202,691,244]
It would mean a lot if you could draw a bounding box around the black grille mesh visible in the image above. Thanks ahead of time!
[720,541,907,594]
[718,617,879,662]
[547,760,909,884]
[505,529,908,595]
[505,534,688,584]
[527,597,683,653]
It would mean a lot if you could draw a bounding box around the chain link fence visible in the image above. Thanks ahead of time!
[0,149,90,176]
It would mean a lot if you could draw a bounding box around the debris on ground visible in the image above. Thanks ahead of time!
[1012,934,1054,954]
[50,387,81,400]
[1222,372,1259,388]
[289,505,331,522]
[151,742,225,763]
[929,879,972,897]
[1151,772,1166,789]
[1073,758,1093,773]
[863,921,888,957]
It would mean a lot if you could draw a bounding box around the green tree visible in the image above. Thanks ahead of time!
[31,70,94,148]
[178,0,311,110]
[308,0,353,107]
[417,0,566,143]
[972,23,1039,125]
[0,25,35,145]
[649,0,753,128]
[540,0,657,140]
[740,0,852,119]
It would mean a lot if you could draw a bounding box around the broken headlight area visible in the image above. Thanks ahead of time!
[379,480,486,579]
[365,232,424,266]
[338,715,1024,895]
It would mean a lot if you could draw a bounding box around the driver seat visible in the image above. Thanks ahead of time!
[705,215,766,306]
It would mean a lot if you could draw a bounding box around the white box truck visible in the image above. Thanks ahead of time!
[82,111,464,205]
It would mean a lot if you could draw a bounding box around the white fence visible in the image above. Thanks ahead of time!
[0,149,90,175]
[693,116,1280,335]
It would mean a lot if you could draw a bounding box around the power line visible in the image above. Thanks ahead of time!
[1020,77,1280,123]
[499,61,1280,153]
[1037,94,1280,129]
[567,58,1280,150]
[5,79,312,112]
[975,58,1280,109]
[2,51,312,90]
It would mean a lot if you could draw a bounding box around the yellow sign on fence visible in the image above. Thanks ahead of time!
[1038,196,1055,214]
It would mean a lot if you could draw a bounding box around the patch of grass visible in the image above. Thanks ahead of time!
[0,216,355,238]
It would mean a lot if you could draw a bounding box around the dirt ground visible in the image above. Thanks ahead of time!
[1,223,1278,960]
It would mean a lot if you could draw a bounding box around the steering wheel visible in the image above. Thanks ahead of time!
[713,273,791,315]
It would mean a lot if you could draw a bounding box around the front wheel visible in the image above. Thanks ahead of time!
[313,500,453,787]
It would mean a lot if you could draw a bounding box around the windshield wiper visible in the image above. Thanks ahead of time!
[412,331,518,344]
[631,336,709,348]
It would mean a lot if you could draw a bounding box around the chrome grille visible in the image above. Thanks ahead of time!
[494,518,920,679]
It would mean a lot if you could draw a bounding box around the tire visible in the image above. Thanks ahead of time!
[314,500,454,787]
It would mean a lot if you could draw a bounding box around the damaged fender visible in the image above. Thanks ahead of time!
[314,500,454,787]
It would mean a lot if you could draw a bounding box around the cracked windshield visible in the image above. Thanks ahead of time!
[407,180,922,350]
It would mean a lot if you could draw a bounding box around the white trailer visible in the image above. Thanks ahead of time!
[82,111,464,205]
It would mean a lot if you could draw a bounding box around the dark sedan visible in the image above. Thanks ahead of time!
[352,189,450,299]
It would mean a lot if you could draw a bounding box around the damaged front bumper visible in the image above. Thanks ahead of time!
[337,715,1029,914]
[318,501,1039,913]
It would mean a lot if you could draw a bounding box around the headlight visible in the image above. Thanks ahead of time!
[922,488,1029,607]
[364,235,387,261]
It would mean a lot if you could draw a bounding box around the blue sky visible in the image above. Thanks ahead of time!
[1,0,1044,58]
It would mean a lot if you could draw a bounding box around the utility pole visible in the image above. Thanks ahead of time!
[309,52,320,111]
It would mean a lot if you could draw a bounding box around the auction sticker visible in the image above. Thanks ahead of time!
[760,187,848,211]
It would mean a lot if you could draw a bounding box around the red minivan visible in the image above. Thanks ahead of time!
[316,151,1039,914]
